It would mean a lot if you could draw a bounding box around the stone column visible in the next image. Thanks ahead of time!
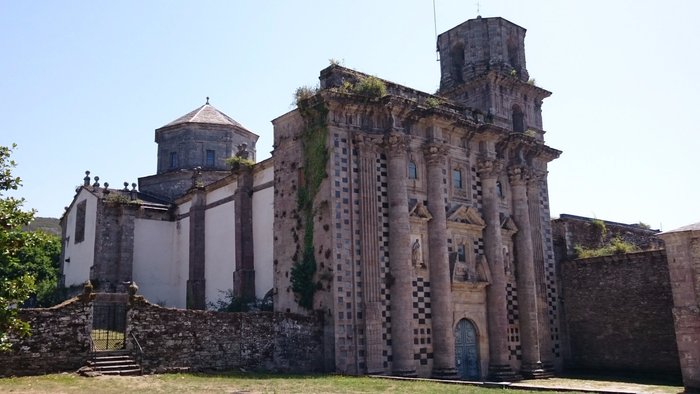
[424,143,458,379]
[355,133,384,374]
[478,158,519,381]
[527,170,555,371]
[187,187,206,310]
[508,166,546,378]
[233,168,256,301]
[384,132,416,377]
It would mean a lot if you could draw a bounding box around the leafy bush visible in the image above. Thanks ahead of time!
[352,76,387,98]
[574,237,639,258]
[424,97,442,108]
[209,289,272,312]
[225,156,255,169]
[293,85,318,106]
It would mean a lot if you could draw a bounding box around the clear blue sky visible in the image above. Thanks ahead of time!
[2,0,698,231]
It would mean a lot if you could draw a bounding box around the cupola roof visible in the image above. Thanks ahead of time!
[160,99,244,129]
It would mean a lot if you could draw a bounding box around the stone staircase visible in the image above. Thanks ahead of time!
[84,350,142,376]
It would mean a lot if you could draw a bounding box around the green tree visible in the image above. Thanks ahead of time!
[0,144,37,351]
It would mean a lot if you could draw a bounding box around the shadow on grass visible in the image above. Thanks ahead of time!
[558,369,682,387]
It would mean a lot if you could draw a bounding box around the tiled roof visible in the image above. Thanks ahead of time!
[162,103,243,128]
[662,222,700,234]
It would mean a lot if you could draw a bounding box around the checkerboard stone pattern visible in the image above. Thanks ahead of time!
[377,154,393,369]
[539,179,561,359]
[412,276,433,366]
[470,166,483,213]
[331,132,360,373]
[506,282,523,360]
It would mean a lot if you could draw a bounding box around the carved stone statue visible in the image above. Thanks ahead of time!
[236,143,250,159]
[411,238,425,268]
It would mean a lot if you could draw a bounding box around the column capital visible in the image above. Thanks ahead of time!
[384,132,409,157]
[527,169,548,188]
[423,143,448,166]
[353,132,382,154]
[507,166,530,186]
[477,158,504,180]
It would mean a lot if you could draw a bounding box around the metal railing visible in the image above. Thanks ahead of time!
[130,332,144,373]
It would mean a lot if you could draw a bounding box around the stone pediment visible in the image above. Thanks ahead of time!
[447,205,485,229]
[409,201,432,221]
[500,213,518,234]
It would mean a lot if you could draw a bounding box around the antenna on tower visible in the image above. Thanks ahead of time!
[476,0,481,16]
[433,0,439,61]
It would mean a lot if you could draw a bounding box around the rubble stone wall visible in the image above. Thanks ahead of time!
[560,250,680,377]
[127,298,324,373]
[0,297,92,376]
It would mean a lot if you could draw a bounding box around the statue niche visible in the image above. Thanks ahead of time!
[450,249,490,284]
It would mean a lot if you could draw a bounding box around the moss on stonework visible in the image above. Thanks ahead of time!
[291,97,329,310]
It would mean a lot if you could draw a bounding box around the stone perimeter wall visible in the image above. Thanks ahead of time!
[560,250,680,377]
[127,297,324,373]
[0,294,324,376]
[0,297,92,376]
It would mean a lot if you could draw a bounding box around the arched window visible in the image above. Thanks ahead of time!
[408,161,417,180]
[512,104,525,133]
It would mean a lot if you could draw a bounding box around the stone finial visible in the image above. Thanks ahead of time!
[191,167,203,188]
[128,281,139,296]
[83,170,91,186]
[104,182,109,189]
[123,182,129,191]
[83,280,93,295]
[206,96,210,105]
[131,183,137,191]
[92,176,100,188]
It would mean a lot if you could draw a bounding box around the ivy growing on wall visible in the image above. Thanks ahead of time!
[290,96,329,310]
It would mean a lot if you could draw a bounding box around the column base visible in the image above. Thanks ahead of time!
[488,364,522,382]
[520,361,554,379]
[391,369,417,378]
[431,367,459,380]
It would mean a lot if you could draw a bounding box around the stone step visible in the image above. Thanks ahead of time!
[89,360,138,368]
[90,355,135,362]
[99,368,142,376]
[84,350,142,376]
[92,363,140,371]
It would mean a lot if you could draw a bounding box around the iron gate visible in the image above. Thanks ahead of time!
[91,302,127,351]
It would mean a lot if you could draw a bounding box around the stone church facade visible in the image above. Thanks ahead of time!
[61,16,562,381]
[274,17,560,380]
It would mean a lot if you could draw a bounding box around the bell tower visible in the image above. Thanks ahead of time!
[437,16,550,136]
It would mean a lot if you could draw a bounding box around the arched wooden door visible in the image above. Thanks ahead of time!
[455,319,480,380]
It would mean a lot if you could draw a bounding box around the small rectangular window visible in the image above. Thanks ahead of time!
[457,244,466,262]
[75,200,86,243]
[206,150,215,166]
[170,152,178,168]
[453,168,463,189]
[408,161,417,180]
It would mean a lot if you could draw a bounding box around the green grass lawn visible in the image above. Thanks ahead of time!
[0,372,550,394]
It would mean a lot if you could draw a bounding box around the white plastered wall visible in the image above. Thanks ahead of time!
[133,218,185,308]
[253,165,274,299]
[62,189,97,287]
[204,200,236,307]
